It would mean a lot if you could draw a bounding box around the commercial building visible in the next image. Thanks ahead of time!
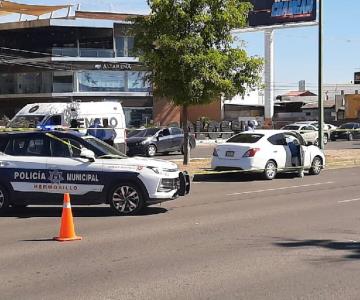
[0,6,153,127]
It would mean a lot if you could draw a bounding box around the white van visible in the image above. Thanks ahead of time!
[8,101,127,153]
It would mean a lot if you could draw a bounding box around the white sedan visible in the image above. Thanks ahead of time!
[211,130,325,180]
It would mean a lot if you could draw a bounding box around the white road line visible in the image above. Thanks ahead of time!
[227,182,334,196]
[338,198,360,204]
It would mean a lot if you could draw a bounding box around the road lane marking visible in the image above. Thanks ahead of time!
[227,182,334,196]
[338,198,360,204]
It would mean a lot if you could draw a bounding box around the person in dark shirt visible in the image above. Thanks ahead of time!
[87,118,105,140]
[70,119,79,131]
[287,136,304,178]
[102,119,117,146]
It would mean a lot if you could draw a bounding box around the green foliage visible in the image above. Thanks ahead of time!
[132,0,263,107]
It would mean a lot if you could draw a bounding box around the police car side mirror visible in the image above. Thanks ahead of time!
[80,148,96,162]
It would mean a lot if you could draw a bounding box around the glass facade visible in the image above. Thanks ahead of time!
[78,71,125,92]
[128,71,151,92]
[0,71,151,95]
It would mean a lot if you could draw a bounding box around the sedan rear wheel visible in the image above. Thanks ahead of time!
[109,183,144,216]
[309,156,322,176]
[263,160,277,180]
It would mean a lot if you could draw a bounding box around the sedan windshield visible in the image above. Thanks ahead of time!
[127,128,160,138]
[282,125,300,130]
[227,133,264,143]
[339,123,355,129]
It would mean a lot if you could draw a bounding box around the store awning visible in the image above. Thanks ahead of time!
[0,0,71,16]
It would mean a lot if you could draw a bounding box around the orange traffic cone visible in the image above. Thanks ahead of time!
[54,193,82,242]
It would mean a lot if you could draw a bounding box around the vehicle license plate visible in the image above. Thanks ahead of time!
[226,151,234,157]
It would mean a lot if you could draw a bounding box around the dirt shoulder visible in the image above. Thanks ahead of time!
[173,149,360,175]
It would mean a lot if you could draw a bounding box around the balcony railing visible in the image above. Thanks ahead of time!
[51,47,115,58]
[52,47,78,57]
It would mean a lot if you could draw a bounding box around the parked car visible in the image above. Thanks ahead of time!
[126,127,196,157]
[281,123,324,145]
[295,121,335,142]
[211,130,325,180]
[330,122,360,141]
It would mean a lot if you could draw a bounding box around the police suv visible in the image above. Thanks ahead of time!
[0,130,190,215]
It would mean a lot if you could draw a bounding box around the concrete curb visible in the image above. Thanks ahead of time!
[196,139,226,145]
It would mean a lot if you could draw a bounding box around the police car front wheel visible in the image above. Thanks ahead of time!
[109,183,144,215]
[0,185,10,214]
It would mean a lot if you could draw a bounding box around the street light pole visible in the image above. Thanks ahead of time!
[318,0,324,149]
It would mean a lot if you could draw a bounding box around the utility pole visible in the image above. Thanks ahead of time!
[264,29,274,128]
[318,0,324,149]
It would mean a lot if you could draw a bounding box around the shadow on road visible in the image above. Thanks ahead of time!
[193,172,297,183]
[1,206,168,219]
[275,239,360,260]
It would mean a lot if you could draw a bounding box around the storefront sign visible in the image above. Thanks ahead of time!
[94,63,132,71]
[248,0,317,27]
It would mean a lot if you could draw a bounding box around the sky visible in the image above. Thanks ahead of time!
[3,0,360,95]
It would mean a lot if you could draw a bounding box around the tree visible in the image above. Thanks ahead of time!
[133,0,263,165]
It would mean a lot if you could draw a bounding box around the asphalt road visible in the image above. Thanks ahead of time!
[157,139,360,161]
[2,167,360,299]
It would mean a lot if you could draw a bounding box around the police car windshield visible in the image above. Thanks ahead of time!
[8,115,45,128]
[84,137,126,158]
[128,128,160,138]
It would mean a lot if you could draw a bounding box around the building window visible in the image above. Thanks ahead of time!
[115,36,135,57]
[0,74,15,94]
[128,71,151,92]
[127,37,135,57]
[78,71,125,92]
[53,72,73,93]
[79,39,114,58]
[115,37,125,57]
[16,73,41,94]
[123,107,153,128]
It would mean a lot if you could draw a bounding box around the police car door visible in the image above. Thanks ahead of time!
[47,136,104,197]
[3,133,50,198]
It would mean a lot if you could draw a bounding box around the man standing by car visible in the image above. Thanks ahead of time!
[286,136,304,178]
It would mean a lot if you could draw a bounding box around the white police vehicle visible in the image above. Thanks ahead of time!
[0,130,190,215]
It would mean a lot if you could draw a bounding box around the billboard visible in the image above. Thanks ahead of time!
[355,72,360,84]
[248,0,317,27]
